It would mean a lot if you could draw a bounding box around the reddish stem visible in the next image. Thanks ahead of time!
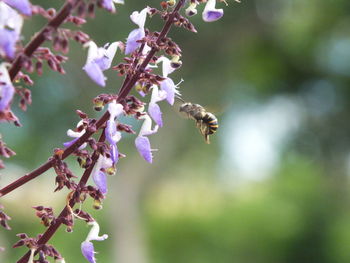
[9,0,82,81]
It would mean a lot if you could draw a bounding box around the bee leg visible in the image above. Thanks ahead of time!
[204,134,210,144]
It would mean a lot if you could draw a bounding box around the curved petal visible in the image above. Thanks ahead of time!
[125,28,145,55]
[110,144,119,164]
[135,136,152,163]
[83,61,106,87]
[105,119,117,144]
[3,0,32,16]
[160,78,176,105]
[148,103,163,127]
[130,7,149,29]
[93,170,107,194]
[94,42,120,71]
[81,241,96,263]
[63,137,78,148]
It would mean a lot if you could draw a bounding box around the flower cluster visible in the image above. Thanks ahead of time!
[0,0,232,262]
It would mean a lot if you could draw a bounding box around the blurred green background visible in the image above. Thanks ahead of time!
[2,0,350,262]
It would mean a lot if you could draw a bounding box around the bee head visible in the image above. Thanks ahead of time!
[179,102,192,112]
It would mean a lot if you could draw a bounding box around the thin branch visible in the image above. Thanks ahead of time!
[9,0,82,81]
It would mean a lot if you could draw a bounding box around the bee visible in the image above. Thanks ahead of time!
[179,102,219,144]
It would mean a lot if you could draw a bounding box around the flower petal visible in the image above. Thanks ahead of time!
[95,42,120,71]
[93,170,107,194]
[130,7,149,29]
[63,137,78,148]
[0,83,15,111]
[81,241,96,263]
[110,144,119,164]
[101,0,115,12]
[202,0,223,22]
[125,28,145,55]
[148,103,163,127]
[83,61,106,87]
[107,101,124,119]
[0,29,19,59]
[135,136,153,163]
[160,78,177,105]
[3,0,31,16]
[157,56,175,78]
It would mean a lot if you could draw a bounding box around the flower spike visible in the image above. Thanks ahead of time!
[202,0,224,22]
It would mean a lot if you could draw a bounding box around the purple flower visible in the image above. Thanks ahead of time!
[3,0,32,16]
[0,2,23,59]
[135,114,158,163]
[0,63,15,111]
[83,41,122,87]
[101,0,124,13]
[202,0,224,22]
[148,85,167,127]
[157,56,181,105]
[125,7,149,54]
[63,120,87,149]
[91,155,113,194]
[81,221,108,263]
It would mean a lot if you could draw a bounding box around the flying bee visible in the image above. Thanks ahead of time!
[179,101,219,144]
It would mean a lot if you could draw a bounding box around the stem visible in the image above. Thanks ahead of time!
[16,131,106,263]
[9,0,82,81]
[0,0,186,198]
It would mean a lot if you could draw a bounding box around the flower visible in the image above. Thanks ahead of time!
[91,155,113,194]
[135,114,158,163]
[83,41,122,87]
[63,120,87,149]
[157,56,181,105]
[101,0,124,13]
[0,63,15,112]
[81,221,108,263]
[3,0,32,16]
[105,101,124,163]
[202,0,224,22]
[125,7,149,54]
[0,2,23,59]
[148,85,167,127]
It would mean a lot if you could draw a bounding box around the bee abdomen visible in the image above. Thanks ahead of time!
[203,113,218,135]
